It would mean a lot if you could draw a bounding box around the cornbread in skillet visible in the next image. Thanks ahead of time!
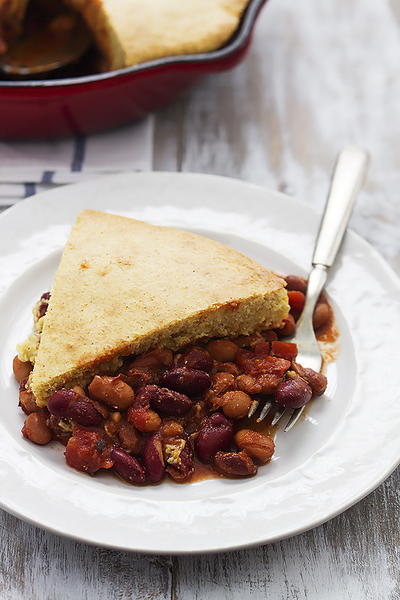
[0,0,29,51]
[29,210,289,406]
[64,0,251,71]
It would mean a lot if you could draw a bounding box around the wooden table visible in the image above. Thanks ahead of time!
[1,1,399,598]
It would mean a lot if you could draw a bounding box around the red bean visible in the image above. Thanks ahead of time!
[176,347,213,373]
[214,451,257,477]
[142,433,165,483]
[292,363,328,396]
[275,377,312,408]
[194,413,233,463]
[285,275,307,293]
[110,447,146,484]
[207,339,239,362]
[160,367,211,396]
[13,355,32,384]
[47,389,103,426]
[136,384,192,417]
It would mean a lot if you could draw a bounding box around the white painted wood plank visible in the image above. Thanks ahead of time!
[0,511,172,600]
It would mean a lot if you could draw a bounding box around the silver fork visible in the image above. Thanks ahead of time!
[251,147,369,431]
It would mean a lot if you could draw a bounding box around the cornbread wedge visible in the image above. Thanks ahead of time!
[27,210,289,406]
[64,0,251,71]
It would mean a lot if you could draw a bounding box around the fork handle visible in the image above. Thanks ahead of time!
[312,146,369,267]
[298,147,369,328]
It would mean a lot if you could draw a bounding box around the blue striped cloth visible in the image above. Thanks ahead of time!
[0,117,153,207]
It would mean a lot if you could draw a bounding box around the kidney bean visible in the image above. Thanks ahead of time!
[220,391,252,419]
[22,412,52,445]
[176,347,213,373]
[275,377,312,408]
[271,341,298,361]
[143,433,165,483]
[160,367,211,396]
[135,384,192,417]
[68,401,104,427]
[47,389,103,426]
[13,355,32,384]
[163,435,194,481]
[292,363,328,396]
[117,422,142,454]
[207,339,239,362]
[288,290,305,313]
[121,367,156,389]
[194,413,233,463]
[128,407,161,432]
[88,375,134,410]
[214,451,257,477]
[278,314,296,337]
[234,430,275,464]
[313,302,331,330]
[47,389,76,416]
[285,275,307,293]
[110,447,146,484]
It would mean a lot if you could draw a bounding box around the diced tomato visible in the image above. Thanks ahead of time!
[243,355,291,377]
[288,290,305,312]
[65,429,113,473]
[253,341,271,355]
[271,341,298,361]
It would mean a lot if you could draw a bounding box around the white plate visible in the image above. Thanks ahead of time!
[0,172,399,554]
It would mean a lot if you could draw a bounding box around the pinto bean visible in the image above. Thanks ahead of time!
[292,363,328,396]
[13,355,32,384]
[220,391,252,419]
[22,412,52,445]
[207,339,239,362]
[88,375,134,410]
[234,430,275,464]
[313,302,331,330]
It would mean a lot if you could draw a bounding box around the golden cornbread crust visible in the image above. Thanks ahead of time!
[64,0,251,70]
[30,210,289,405]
